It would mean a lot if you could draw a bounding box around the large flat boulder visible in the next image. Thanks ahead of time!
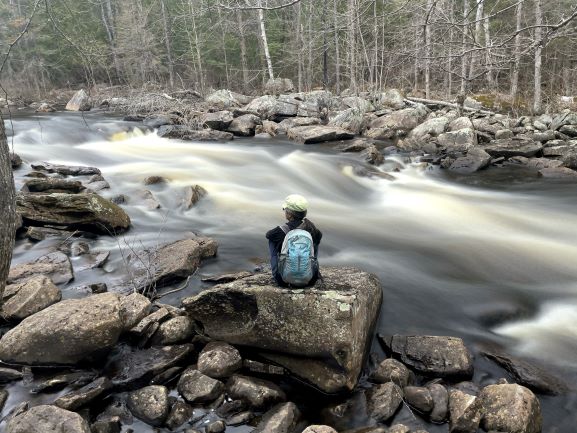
[364,105,428,139]
[31,162,101,176]
[157,125,233,141]
[287,125,355,144]
[245,95,298,120]
[6,405,91,433]
[0,293,123,364]
[483,138,543,158]
[16,193,131,234]
[2,275,62,320]
[8,252,73,285]
[182,267,382,393]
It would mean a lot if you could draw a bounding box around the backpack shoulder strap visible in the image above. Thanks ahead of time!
[279,224,290,234]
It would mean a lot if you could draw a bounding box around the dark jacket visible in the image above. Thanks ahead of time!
[266,218,322,286]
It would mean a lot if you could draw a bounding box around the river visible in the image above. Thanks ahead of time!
[4,110,577,432]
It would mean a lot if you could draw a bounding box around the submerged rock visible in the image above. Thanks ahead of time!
[183,267,382,393]
[54,377,112,411]
[22,178,84,194]
[0,293,122,364]
[31,162,101,176]
[6,404,91,433]
[8,251,73,285]
[16,193,131,234]
[287,125,355,144]
[2,274,62,320]
[157,125,234,141]
[183,185,207,209]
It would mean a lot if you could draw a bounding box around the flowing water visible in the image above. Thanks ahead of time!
[4,110,577,432]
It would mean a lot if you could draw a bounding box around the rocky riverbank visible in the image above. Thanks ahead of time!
[1,82,574,432]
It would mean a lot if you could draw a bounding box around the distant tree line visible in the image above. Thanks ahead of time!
[1,0,577,112]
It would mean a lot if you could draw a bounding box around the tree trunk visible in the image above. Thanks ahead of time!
[323,0,329,89]
[333,0,340,94]
[483,12,494,90]
[236,10,249,91]
[533,0,542,113]
[0,115,16,305]
[257,4,274,80]
[217,6,230,88]
[510,0,523,98]
[460,0,470,93]
[296,2,303,91]
[347,0,356,92]
[447,0,454,97]
[425,0,434,99]
[188,0,204,92]
[160,0,174,88]
[468,0,484,85]
[100,0,121,81]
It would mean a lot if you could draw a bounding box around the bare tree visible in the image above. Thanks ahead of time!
[257,1,274,80]
[533,0,542,113]
[0,116,16,303]
[510,0,523,98]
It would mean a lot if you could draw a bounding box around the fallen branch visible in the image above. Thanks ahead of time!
[405,96,495,116]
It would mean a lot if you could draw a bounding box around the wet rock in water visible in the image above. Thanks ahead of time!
[11,153,23,169]
[157,125,234,141]
[360,145,384,165]
[380,335,473,378]
[277,117,321,134]
[509,156,564,170]
[302,426,338,433]
[177,368,224,403]
[198,341,242,378]
[227,113,262,136]
[448,148,492,174]
[427,382,449,423]
[206,420,226,433]
[478,384,541,433]
[183,267,381,394]
[264,77,295,95]
[31,162,101,176]
[226,374,286,409]
[143,113,178,128]
[31,371,98,393]
[25,226,74,241]
[151,316,194,345]
[135,189,161,209]
[364,105,428,139]
[54,377,112,411]
[448,389,481,433]
[481,349,568,395]
[36,102,56,113]
[106,344,193,388]
[8,251,73,285]
[0,293,122,364]
[202,110,234,130]
[0,367,23,382]
[369,358,411,387]
[386,425,410,433]
[245,95,299,120]
[183,185,207,209]
[6,404,91,433]
[0,389,8,411]
[338,138,374,152]
[538,167,577,178]
[123,114,145,122]
[483,138,543,158]
[123,238,218,294]
[143,175,167,185]
[260,119,280,136]
[90,419,121,433]
[119,293,152,331]
[128,385,170,426]
[287,125,355,144]
[22,178,84,194]
[201,271,253,283]
[77,251,110,271]
[2,274,62,320]
[365,382,403,422]
[165,400,193,430]
[253,402,301,433]
[65,89,91,111]
[404,386,434,414]
[16,193,130,234]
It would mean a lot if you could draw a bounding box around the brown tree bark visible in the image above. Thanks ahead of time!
[0,114,16,304]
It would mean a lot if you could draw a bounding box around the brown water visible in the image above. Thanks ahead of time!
[4,110,577,432]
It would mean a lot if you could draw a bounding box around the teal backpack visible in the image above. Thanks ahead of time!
[278,223,316,287]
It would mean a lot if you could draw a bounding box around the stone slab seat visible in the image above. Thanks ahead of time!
[182,266,382,394]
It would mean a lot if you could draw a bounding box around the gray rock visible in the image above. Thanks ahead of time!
[226,411,254,426]
[448,389,481,433]
[16,193,130,234]
[183,185,207,209]
[11,153,22,169]
[438,128,477,152]
[6,405,91,433]
[22,178,84,194]
[183,267,382,393]
[90,419,121,433]
[449,148,492,174]
[0,367,23,382]
[227,114,262,136]
[380,335,473,378]
[166,400,193,430]
[158,125,234,141]
[404,386,434,413]
[0,293,122,364]
[54,377,112,410]
[135,189,161,209]
[151,316,194,345]
[8,251,73,285]
[246,95,299,120]
[30,162,101,176]
[177,368,224,403]
[201,271,253,284]
[483,138,543,158]
[143,175,166,185]
[302,426,338,433]
[408,117,449,140]
[143,113,177,128]
[482,349,568,395]
[510,156,564,170]
[533,120,548,131]
[329,108,366,134]
[2,274,62,320]
[338,138,374,152]
[560,124,577,137]
[533,130,556,142]
[261,120,280,136]
[295,90,338,117]
[361,145,384,165]
[365,105,428,139]
[65,89,91,111]
[24,226,74,241]
[449,117,474,131]
[365,382,403,422]
[265,78,295,95]
[342,97,375,112]
[226,374,286,409]
[202,111,234,130]
[287,125,355,144]
[478,384,541,433]
[538,167,577,178]
[427,382,449,423]
[206,89,243,108]
[495,129,514,140]
[129,307,170,339]
[122,238,218,293]
[369,358,411,387]
[373,89,405,110]
[277,117,321,134]
[387,425,410,433]
[106,344,193,388]
[31,371,97,393]
[36,102,56,113]
[542,144,575,156]
[119,293,152,331]
[206,420,226,433]
[128,385,170,426]
[198,341,242,378]
[253,402,301,433]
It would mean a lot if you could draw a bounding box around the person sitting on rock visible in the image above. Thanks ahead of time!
[266,194,322,287]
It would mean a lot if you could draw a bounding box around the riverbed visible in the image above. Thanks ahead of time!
[5,110,577,432]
